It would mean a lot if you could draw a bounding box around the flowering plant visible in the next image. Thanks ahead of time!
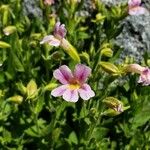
[0,0,149,149]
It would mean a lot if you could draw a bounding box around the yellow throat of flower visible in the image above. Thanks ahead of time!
[68,84,80,90]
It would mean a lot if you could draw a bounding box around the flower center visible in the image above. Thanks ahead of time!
[68,84,80,90]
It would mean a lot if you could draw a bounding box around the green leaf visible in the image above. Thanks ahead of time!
[68,131,78,145]
[132,97,150,130]
[92,127,109,141]
[11,51,24,72]
[34,95,44,114]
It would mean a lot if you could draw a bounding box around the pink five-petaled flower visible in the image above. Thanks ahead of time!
[44,0,54,5]
[40,22,67,47]
[138,68,150,86]
[51,64,95,102]
[128,0,147,15]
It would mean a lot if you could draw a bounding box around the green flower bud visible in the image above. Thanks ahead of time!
[1,5,9,26]
[3,26,17,36]
[103,97,123,112]
[102,97,130,116]
[101,48,113,57]
[0,41,11,48]
[26,80,38,100]
[99,61,120,76]
[7,95,23,104]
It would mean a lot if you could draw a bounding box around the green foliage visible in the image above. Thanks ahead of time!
[0,0,149,149]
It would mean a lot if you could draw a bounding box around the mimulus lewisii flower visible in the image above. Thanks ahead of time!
[126,64,150,86]
[40,22,67,47]
[51,64,95,102]
[40,22,80,62]
[128,0,147,15]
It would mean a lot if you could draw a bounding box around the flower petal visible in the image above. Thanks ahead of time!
[53,65,73,84]
[40,35,54,44]
[62,89,79,102]
[51,85,68,97]
[138,68,150,85]
[54,22,67,39]
[78,84,95,100]
[129,6,147,15]
[74,64,91,83]
[128,0,141,7]
[40,35,60,47]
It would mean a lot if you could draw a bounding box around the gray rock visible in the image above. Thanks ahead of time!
[143,0,150,10]
[22,0,43,19]
[116,15,150,63]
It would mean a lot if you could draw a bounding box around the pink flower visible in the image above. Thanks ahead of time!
[138,68,150,85]
[51,64,95,102]
[126,64,150,86]
[40,22,67,47]
[128,0,147,15]
[44,0,54,5]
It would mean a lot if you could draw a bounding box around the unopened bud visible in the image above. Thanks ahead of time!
[0,41,11,48]
[1,5,9,26]
[99,61,120,76]
[26,80,38,99]
[3,26,17,36]
[7,95,23,104]
[103,97,123,113]
[101,48,113,57]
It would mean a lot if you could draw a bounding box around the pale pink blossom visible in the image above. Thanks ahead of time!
[138,68,150,85]
[128,0,147,15]
[40,22,67,47]
[44,0,54,5]
[126,64,150,86]
[51,64,95,102]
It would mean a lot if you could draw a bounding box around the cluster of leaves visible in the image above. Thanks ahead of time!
[0,0,150,149]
